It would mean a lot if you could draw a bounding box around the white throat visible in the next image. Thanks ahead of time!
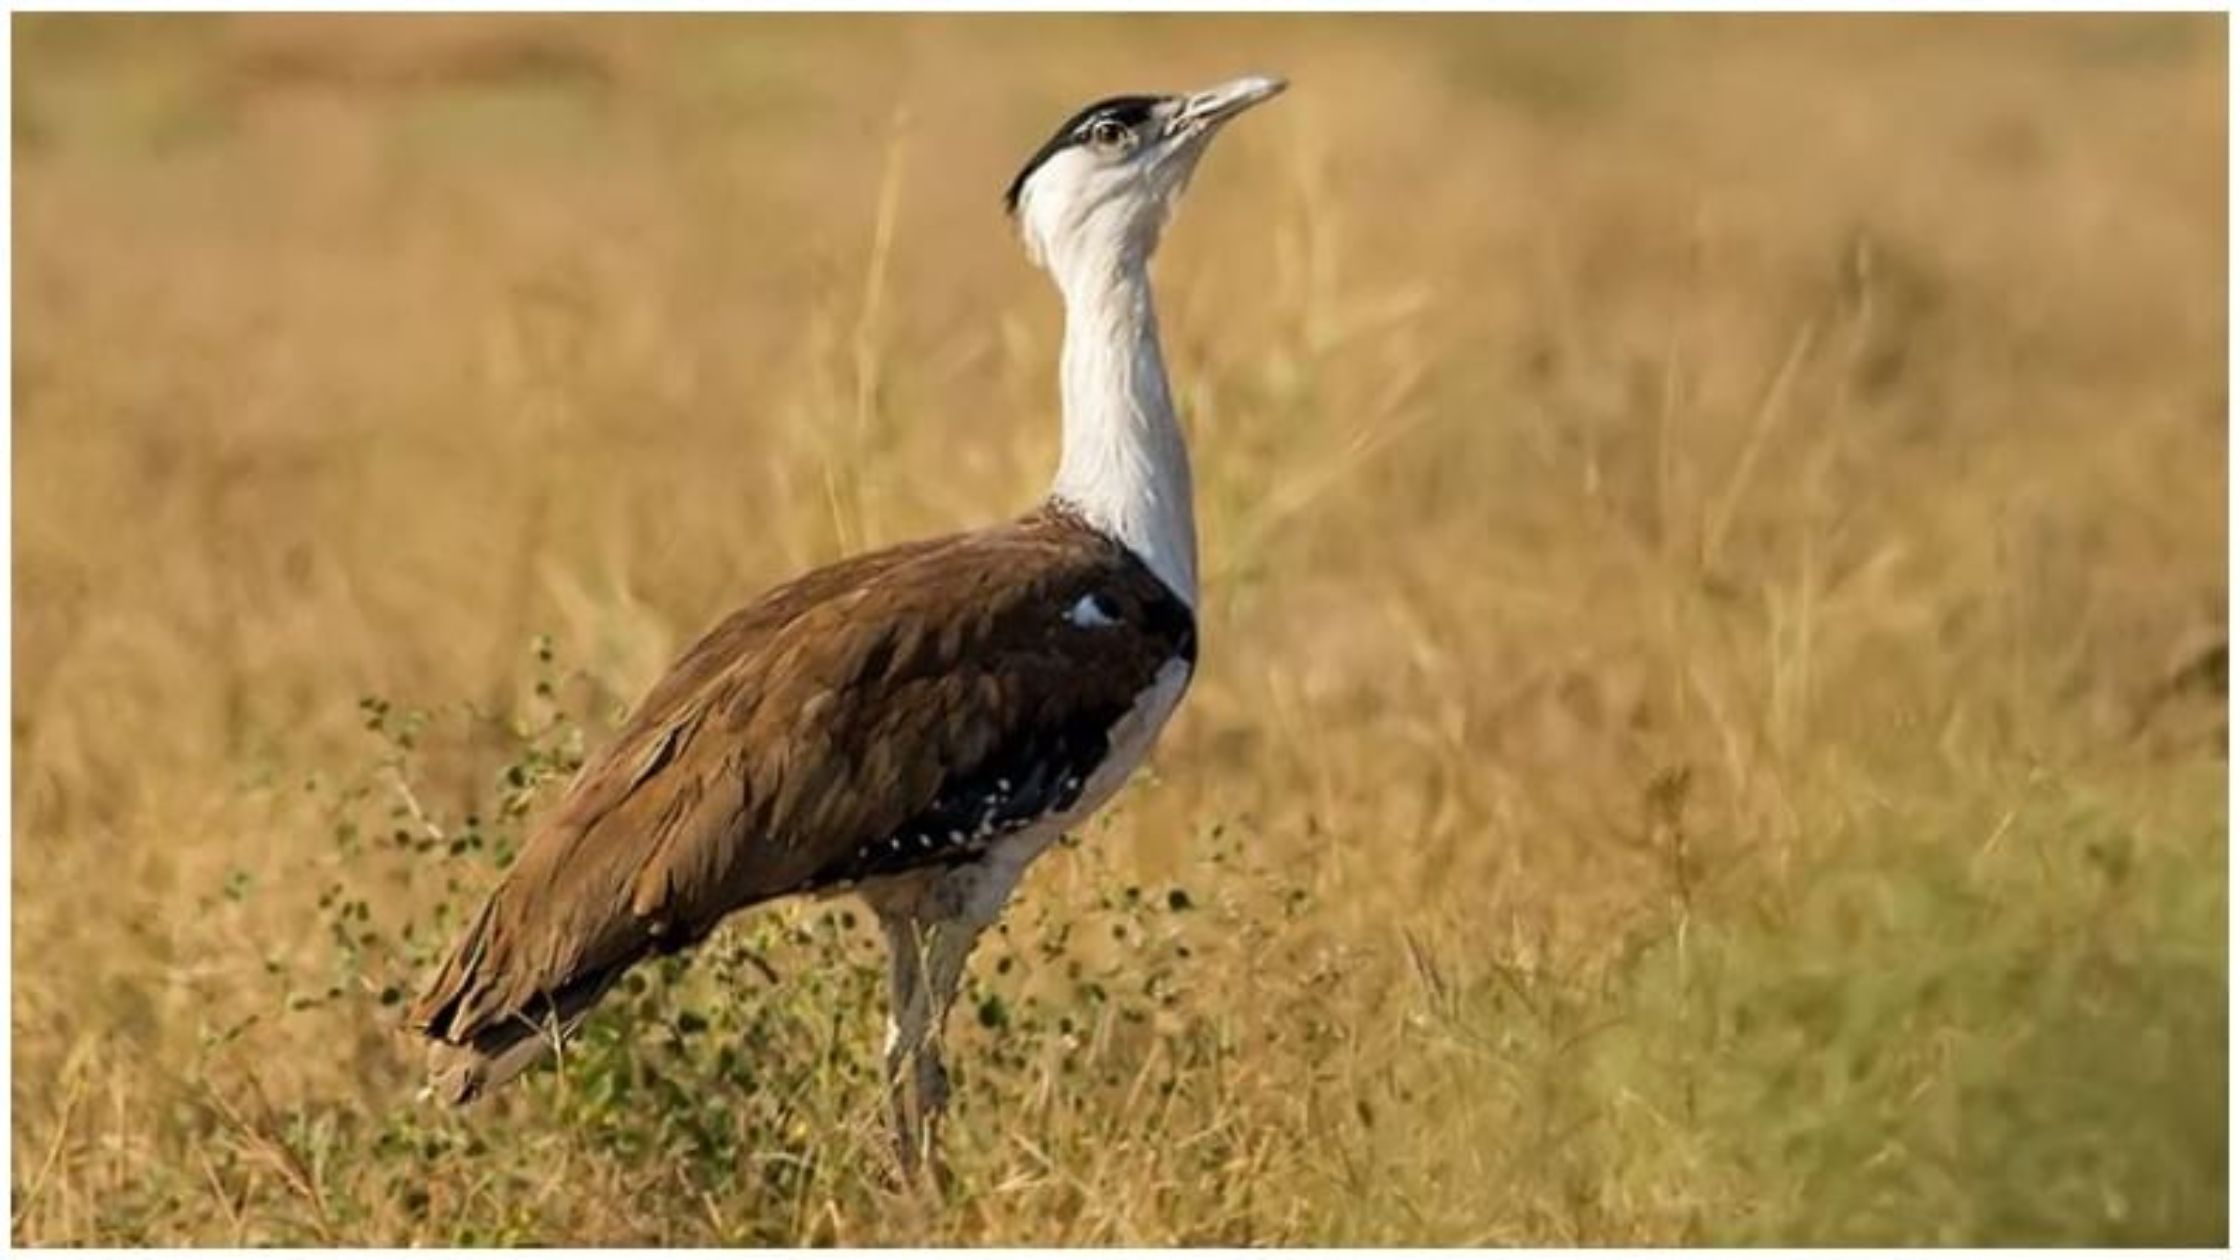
[1046,252,1198,608]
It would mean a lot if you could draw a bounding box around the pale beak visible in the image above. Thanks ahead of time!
[1168,75,1288,137]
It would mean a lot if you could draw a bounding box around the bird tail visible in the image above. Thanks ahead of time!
[421,1019,564,1107]
[407,895,630,1105]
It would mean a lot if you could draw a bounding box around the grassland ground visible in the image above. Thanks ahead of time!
[12,13,2228,1244]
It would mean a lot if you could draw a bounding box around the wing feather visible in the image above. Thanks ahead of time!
[409,510,1193,1098]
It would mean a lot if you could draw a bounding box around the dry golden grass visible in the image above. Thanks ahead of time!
[12,13,2227,1245]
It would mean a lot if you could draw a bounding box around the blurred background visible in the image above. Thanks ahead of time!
[12,13,2226,1245]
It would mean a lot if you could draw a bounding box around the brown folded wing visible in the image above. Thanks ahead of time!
[408,507,1194,1095]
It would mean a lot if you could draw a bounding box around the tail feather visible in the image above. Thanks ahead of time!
[423,1021,557,1106]
[408,889,634,1105]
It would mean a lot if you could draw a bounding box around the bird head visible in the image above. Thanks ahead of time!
[1004,75,1286,278]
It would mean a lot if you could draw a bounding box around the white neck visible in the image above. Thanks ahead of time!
[1046,250,1198,608]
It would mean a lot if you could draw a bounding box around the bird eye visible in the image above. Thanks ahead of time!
[1086,118,1133,152]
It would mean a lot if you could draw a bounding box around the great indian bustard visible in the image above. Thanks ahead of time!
[408,74,1286,1175]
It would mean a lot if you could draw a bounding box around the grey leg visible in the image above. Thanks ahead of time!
[877,909,940,1180]
[872,901,1009,1180]
[868,861,1025,1183]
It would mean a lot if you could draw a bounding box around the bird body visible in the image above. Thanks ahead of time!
[412,505,1194,1102]
[408,74,1286,1174]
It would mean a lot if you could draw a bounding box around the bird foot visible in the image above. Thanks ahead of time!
[887,1050,954,1191]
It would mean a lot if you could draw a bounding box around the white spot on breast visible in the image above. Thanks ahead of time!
[978,654,1193,874]
[1066,593,1121,629]
[878,653,1195,939]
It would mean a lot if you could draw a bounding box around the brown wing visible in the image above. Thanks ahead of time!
[407,508,1194,1100]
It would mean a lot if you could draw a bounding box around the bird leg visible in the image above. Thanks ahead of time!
[871,867,1017,1184]
[877,910,939,1181]
[877,910,983,1184]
